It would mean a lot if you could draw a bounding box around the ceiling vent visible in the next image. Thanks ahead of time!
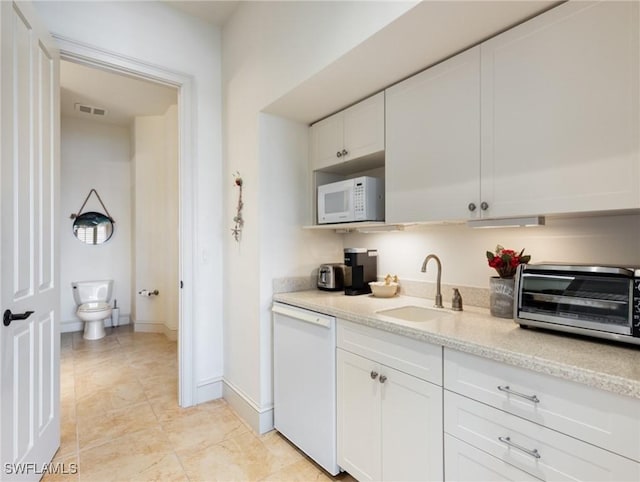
[74,103,108,117]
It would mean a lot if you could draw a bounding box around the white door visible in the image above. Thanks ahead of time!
[336,349,381,482]
[381,366,443,482]
[310,113,343,171]
[385,47,480,223]
[342,91,384,162]
[480,1,640,218]
[1,1,60,480]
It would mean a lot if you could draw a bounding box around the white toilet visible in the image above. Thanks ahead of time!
[72,280,114,340]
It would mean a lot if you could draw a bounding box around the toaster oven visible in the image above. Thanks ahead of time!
[514,264,640,345]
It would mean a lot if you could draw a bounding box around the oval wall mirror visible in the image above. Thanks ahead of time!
[72,211,114,245]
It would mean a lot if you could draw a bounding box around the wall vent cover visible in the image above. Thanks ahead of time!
[74,103,108,116]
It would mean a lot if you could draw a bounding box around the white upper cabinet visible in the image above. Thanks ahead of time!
[385,47,481,223]
[310,92,385,171]
[480,0,640,218]
[384,1,639,223]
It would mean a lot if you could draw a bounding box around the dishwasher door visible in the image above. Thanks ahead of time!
[272,302,339,475]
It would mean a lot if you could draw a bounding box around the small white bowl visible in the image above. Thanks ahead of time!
[369,281,398,298]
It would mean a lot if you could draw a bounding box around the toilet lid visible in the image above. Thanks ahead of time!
[78,302,111,313]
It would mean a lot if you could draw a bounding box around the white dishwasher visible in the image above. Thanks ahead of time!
[272,302,340,475]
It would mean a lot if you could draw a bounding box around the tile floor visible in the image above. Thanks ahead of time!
[49,326,354,482]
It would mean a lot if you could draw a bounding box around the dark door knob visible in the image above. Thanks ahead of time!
[3,309,34,327]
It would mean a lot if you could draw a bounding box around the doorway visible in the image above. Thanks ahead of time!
[56,36,198,408]
[60,60,179,340]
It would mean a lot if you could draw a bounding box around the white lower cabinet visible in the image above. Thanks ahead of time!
[330,318,640,482]
[337,320,443,481]
[443,349,640,481]
[445,434,541,482]
[444,390,640,482]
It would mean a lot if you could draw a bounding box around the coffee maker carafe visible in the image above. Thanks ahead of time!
[344,248,378,295]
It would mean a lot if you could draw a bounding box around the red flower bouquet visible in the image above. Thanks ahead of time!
[486,245,531,278]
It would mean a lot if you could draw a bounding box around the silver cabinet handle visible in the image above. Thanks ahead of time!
[468,203,477,212]
[497,385,540,404]
[379,375,387,384]
[370,371,379,380]
[480,201,489,211]
[498,436,541,459]
[341,149,348,156]
[336,151,342,158]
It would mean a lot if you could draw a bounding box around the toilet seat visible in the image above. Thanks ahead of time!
[78,301,111,313]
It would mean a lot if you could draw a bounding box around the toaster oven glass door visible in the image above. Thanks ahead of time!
[518,272,632,335]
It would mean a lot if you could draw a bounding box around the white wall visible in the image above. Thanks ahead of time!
[131,106,179,336]
[258,113,344,407]
[60,116,131,331]
[222,1,417,431]
[343,214,640,292]
[36,1,223,403]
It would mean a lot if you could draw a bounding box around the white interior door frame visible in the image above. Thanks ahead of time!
[53,34,196,407]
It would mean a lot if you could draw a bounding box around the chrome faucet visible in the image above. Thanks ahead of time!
[421,254,443,308]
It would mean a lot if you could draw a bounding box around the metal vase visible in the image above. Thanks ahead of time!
[489,277,516,319]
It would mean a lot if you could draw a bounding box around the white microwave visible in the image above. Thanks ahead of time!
[317,176,384,224]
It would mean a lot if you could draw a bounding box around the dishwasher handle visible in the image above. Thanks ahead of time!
[272,303,334,328]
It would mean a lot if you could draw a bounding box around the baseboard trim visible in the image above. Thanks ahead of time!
[222,379,273,434]
[163,325,178,341]
[194,377,223,405]
[133,322,164,333]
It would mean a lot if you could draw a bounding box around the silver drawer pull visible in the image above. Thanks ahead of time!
[498,436,541,459]
[497,385,540,404]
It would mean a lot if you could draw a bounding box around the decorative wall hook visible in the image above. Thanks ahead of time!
[70,188,115,222]
[231,171,244,242]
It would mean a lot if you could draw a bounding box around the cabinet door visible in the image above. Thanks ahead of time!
[337,349,381,482]
[343,91,385,162]
[481,1,640,218]
[444,434,541,482]
[381,366,443,482]
[385,46,480,223]
[310,113,343,171]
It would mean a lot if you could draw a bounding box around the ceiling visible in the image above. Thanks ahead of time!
[60,61,178,127]
[163,0,241,26]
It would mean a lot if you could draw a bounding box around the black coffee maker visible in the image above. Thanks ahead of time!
[344,248,378,295]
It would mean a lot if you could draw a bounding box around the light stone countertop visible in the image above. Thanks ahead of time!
[273,290,640,400]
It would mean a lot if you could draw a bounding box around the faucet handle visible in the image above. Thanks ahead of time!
[452,288,463,311]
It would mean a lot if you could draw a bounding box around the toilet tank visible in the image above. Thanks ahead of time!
[72,280,113,305]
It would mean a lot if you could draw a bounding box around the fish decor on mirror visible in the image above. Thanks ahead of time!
[231,171,244,242]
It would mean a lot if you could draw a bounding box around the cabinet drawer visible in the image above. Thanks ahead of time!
[445,434,541,482]
[444,349,640,461]
[338,320,442,385]
[444,391,640,481]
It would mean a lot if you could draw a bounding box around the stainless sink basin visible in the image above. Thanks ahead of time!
[376,305,451,322]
